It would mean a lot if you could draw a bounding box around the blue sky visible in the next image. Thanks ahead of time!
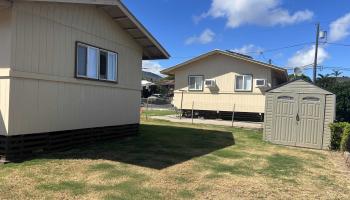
[123,0,350,78]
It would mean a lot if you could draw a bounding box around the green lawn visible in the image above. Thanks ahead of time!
[0,119,349,199]
[141,109,177,117]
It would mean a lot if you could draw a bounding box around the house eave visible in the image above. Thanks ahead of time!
[161,49,286,75]
[19,0,170,60]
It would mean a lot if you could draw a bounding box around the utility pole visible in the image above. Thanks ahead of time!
[313,23,320,83]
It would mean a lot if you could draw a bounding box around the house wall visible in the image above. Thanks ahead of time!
[0,8,12,68]
[0,8,12,135]
[173,54,277,113]
[4,1,143,135]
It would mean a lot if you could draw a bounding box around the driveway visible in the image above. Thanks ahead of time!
[151,115,263,129]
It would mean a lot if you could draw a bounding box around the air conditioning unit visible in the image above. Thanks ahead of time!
[205,79,216,87]
[255,79,267,87]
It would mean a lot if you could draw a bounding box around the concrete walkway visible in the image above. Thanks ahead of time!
[151,115,263,129]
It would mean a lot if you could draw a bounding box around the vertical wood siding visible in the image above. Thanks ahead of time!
[0,9,12,68]
[0,80,10,135]
[11,2,142,88]
[173,92,266,113]
[6,2,143,135]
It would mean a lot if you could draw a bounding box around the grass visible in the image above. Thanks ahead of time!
[141,109,176,117]
[0,119,349,199]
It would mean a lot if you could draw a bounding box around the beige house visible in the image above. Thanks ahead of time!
[0,0,169,161]
[162,50,287,120]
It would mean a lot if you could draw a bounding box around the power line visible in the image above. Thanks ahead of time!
[170,42,314,59]
[326,42,350,47]
[261,42,314,53]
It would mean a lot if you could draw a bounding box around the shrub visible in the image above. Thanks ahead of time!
[340,124,350,152]
[329,122,348,150]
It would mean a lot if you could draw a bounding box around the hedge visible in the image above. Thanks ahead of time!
[329,122,350,151]
[341,125,350,152]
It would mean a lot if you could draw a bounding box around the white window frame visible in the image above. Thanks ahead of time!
[235,74,253,92]
[76,42,118,83]
[188,75,204,91]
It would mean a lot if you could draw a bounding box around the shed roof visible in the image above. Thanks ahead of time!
[267,79,334,95]
[161,49,287,75]
[17,0,170,60]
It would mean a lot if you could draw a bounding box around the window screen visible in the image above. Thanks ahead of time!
[107,52,117,81]
[77,45,87,76]
[235,75,252,91]
[188,76,203,91]
[87,47,98,79]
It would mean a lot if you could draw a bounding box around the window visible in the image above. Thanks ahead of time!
[108,52,117,81]
[303,97,320,102]
[76,42,118,82]
[77,45,87,76]
[188,75,203,91]
[278,96,294,101]
[235,75,252,91]
[87,47,98,79]
[99,51,108,80]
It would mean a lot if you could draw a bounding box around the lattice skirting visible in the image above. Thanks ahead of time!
[0,123,139,163]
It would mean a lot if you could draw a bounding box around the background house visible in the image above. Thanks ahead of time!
[161,50,287,121]
[0,0,169,161]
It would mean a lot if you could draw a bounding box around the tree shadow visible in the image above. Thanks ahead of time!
[36,124,235,170]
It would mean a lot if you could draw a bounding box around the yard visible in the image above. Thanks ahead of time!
[0,118,349,199]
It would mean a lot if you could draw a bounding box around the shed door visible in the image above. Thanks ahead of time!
[272,94,298,146]
[271,93,325,149]
[296,94,325,149]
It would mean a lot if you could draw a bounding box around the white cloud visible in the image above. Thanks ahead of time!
[287,45,329,68]
[329,13,350,42]
[197,0,313,28]
[231,44,263,55]
[142,60,164,76]
[185,29,215,45]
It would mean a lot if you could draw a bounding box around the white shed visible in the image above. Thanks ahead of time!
[264,79,336,149]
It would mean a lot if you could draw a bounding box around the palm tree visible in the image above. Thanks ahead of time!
[331,70,342,77]
[318,73,330,79]
[316,73,335,88]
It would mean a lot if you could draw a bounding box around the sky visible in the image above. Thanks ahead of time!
[123,0,350,78]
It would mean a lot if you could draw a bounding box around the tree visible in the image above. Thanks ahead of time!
[331,70,343,77]
[315,73,350,122]
[316,73,335,89]
[288,74,312,82]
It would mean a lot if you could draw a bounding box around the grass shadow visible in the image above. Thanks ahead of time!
[27,124,235,170]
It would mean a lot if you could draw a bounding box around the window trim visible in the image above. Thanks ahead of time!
[188,75,204,91]
[234,74,253,92]
[75,41,118,84]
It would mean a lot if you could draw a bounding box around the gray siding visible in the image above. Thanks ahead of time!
[270,80,333,94]
[263,93,273,141]
[322,94,336,149]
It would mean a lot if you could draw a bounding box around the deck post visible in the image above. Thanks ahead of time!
[191,101,194,124]
[146,98,149,120]
[180,90,184,119]
[231,104,236,127]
